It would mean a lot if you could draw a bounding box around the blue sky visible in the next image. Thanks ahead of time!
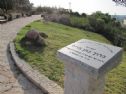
[30,0,126,15]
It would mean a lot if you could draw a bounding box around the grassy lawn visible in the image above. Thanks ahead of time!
[15,20,126,94]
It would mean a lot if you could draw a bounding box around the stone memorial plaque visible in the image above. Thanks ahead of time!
[57,39,123,78]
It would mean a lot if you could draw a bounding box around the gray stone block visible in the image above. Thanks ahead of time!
[57,39,123,79]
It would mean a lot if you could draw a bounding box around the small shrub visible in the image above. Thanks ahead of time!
[83,24,95,32]
[58,15,71,25]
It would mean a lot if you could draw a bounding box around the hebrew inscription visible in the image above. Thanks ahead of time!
[66,44,106,63]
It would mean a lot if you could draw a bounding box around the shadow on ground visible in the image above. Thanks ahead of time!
[6,44,44,94]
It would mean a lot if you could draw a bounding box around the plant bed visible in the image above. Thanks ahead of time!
[14,21,126,94]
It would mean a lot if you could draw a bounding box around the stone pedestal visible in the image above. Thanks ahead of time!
[64,62,105,94]
[57,39,123,94]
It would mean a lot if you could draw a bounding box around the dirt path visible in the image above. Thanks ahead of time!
[0,15,44,94]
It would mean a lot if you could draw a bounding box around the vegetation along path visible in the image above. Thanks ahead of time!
[0,15,44,94]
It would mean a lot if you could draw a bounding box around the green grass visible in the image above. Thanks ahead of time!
[105,52,126,94]
[15,20,126,94]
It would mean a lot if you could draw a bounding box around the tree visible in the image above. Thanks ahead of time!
[81,13,87,17]
[36,6,43,13]
[70,11,80,16]
[0,0,13,13]
[14,0,32,13]
[113,0,126,7]
[0,0,32,14]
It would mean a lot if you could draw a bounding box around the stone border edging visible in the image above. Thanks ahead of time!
[9,42,64,94]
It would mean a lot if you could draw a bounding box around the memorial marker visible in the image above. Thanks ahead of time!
[57,39,123,94]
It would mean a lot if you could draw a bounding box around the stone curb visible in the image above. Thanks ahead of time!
[9,42,64,94]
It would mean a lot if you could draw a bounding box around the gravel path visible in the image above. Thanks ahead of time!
[0,15,44,94]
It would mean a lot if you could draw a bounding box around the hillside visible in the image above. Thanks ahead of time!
[15,20,126,94]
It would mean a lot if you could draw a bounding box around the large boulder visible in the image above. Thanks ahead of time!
[26,29,39,41]
[21,29,47,47]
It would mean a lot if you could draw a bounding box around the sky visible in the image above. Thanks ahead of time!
[29,0,126,15]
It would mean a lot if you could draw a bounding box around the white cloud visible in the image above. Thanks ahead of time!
[30,0,126,15]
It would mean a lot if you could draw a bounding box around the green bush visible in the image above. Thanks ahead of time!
[59,16,71,25]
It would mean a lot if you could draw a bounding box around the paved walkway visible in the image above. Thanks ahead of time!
[0,15,44,94]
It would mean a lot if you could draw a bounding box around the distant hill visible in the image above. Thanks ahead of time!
[111,15,126,21]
